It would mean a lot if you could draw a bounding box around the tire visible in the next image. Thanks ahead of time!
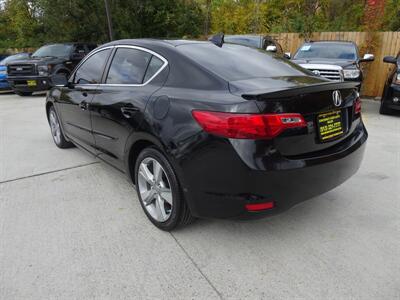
[16,91,33,96]
[134,147,194,231]
[57,71,70,79]
[379,100,394,115]
[48,106,74,149]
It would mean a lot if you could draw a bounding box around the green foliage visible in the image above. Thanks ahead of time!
[211,0,270,34]
[0,0,205,50]
[319,0,365,32]
[37,0,108,43]
[0,0,399,51]
[210,0,370,38]
[118,0,204,38]
[384,0,400,31]
[0,0,42,49]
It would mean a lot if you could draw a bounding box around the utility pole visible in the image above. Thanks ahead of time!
[104,0,114,41]
[254,0,260,34]
[204,0,211,37]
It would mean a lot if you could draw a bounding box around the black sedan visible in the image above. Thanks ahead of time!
[223,34,284,55]
[380,52,400,115]
[46,39,368,230]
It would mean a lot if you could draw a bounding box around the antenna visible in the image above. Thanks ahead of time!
[208,33,225,48]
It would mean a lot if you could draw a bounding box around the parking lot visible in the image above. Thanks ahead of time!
[0,93,399,299]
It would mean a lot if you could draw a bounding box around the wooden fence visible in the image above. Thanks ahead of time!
[271,32,400,98]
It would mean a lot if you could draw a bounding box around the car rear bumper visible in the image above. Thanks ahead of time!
[179,120,368,219]
[386,104,400,110]
[7,76,52,92]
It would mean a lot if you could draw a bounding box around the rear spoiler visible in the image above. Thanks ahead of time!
[241,81,359,100]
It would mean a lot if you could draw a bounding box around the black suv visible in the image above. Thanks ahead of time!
[7,43,96,96]
[290,41,374,88]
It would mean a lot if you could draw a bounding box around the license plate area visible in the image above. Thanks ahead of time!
[27,80,37,87]
[317,110,345,143]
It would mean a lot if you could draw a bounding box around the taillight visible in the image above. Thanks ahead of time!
[354,97,362,115]
[192,110,306,139]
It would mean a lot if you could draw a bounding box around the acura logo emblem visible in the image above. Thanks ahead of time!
[332,90,342,107]
[312,70,320,76]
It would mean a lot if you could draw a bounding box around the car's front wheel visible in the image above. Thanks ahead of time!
[48,106,74,148]
[134,147,194,231]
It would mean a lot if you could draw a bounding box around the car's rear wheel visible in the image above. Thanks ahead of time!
[134,147,194,231]
[48,106,74,148]
[57,71,70,79]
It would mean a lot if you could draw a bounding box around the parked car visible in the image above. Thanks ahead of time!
[0,53,31,90]
[223,34,284,55]
[289,41,374,88]
[46,39,367,230]
[7,43,97,96]
[380,52,400,115]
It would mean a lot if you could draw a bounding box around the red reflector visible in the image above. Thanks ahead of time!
[192,111,306,139]
[245,201,275,211]
[355,97,362,114]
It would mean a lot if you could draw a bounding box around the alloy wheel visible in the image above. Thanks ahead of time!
[137,157,173,222]
[49,109,61,145]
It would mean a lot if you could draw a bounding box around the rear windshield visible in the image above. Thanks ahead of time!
[294,43,357,60]
[224,36,261,48]
[178,43,307,81]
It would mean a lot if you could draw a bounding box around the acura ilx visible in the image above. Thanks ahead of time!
[46,39,367,230]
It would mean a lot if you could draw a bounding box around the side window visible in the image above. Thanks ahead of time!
[143,55,165,83]
[74,44,85,54]
[72,44,86,60]
[74,49,111,84]
[106,48,152,84]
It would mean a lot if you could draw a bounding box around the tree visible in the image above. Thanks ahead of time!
[1,0,400,52]
[127,0,203,38]
[1,0,42,48]
[384,0,400,31]
[210,0,270,34]
[37,0,108,43]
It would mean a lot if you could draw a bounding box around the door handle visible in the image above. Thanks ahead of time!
[121,106,139,118]
[79,101,89,110]
[82,92,88,97]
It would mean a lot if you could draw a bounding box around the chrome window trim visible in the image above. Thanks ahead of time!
[72,45,168,87]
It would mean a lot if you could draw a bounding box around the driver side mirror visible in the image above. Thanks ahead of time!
[284,52,291,59]
[383,56,397,64]
[266,45,277,53]
[360,53,374,62]
[51,73,69,87]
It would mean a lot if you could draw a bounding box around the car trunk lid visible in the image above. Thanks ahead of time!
[229,76,360,156]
